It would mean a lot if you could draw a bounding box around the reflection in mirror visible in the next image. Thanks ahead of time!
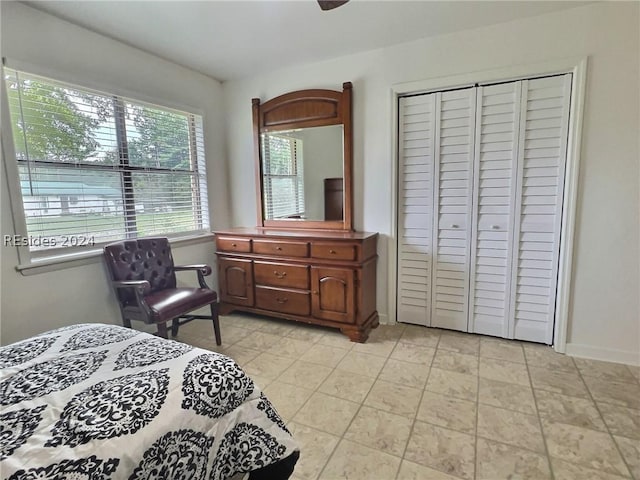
[261,124,344,221]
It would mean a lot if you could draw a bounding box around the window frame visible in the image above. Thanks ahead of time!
[1,64,212,273]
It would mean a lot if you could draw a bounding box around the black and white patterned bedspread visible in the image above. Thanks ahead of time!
[0,323,298,479]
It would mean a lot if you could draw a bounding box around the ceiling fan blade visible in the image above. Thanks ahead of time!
[317,0,350,11]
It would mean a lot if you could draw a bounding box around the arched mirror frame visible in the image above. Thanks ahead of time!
[252,82,353,231]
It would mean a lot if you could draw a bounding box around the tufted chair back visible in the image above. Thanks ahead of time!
[104,237,176,305]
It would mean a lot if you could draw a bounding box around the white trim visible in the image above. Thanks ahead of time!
[389,56,588,354]
[377,313,390,325]
[387,86,399,327]
[565,343,640,367]
[15,233,215,276]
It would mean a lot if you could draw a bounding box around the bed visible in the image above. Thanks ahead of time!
[0,323,299,479]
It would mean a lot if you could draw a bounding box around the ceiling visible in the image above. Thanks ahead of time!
[25,1,587,82]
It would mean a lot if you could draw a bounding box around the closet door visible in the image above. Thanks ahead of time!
[510,74,571,343]
[431,88,476,331]
[396,94,436,326]
[468,82,521,337]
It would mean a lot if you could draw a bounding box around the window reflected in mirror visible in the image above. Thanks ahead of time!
[261,125,344,221]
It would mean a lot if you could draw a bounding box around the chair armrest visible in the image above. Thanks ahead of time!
[174,265,212,276]
[111,280,153,319]
[174,265,212,289]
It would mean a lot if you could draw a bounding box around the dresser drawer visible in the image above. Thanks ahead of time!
[311,243,356,261]
[217,237,251,253]
[254,262,309,289]
[255,286,310,316]
[253,240,309,258]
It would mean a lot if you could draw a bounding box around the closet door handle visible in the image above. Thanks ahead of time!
[450,224,459,229]
[491,225,500,230]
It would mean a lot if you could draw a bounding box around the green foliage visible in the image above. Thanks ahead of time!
[7,77,106,163]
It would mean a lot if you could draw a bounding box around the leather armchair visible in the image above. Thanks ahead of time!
[103,237,221,345]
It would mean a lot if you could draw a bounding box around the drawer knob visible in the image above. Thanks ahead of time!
[231,243,237,247]
[276,297,288,304]
[329,249,337,254]
[313,290,319,295]
[273,271,287,279]
[275,246,283,251]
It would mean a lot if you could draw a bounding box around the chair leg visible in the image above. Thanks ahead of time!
[122,317,132,329]
[157,322,169,339]
[211,303,222,346]
[171,319,180,337]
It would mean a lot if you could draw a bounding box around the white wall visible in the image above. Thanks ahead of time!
[223,3,640,363]
[0,3,230,344]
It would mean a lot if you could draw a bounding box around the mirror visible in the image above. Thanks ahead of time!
[261,125,344,221]
[253,82,353,231]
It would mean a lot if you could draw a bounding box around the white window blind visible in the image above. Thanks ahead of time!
[5,68,209,253]
[261,134,305,219]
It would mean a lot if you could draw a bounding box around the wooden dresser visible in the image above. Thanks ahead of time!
[214,228,378,342]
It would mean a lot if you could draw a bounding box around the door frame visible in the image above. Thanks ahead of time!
[389,57,588,353]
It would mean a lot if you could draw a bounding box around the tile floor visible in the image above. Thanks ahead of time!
[177,314,640,480]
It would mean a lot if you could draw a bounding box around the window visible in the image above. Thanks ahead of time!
[4,68,209,254]
[262,134,305,219]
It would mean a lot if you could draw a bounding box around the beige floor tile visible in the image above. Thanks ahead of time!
[209,324,250,345]
[235,331,283,351]
[614,435,640,479]
[535,389,607,432]
[426,368,478,402]
[253,318,296,336]
[344,405,412,456]
[293,392,360,436]
[263,381,315,420]
[542,420,630,476]
[288,422,340,480]
[221,314,263,331]
[298,343,349,368]
[477,404,545,453]
[218,344,261,366]
[438,332,480,355]
[599,402,640,439]
[529,366,590,398]
[550,458,631,480]
[267,337,317,359]
[405,421,475,480]
[335,351,387,378]
[398,325,441,348]
[432,349,479,375]
[286,325,327,343]
[478,377,537,415]
[390,342,435,365]
[476,437,551,480]
[628,365,640,383]
[319,439,401,480]
[574,357,637,383]
[316,331,354,350]
[417,391,477,434]
[318,369,375,404]
[396,460,463,480]
[378,358,430,389]
[242,352,295,380]
[278,360,333,389]
[352,338,397,358]
[479,357,529,386]
[364,379,423,418]
[248,374,273,390]
[479,337,526,363]
[583,376,640,409]
[368,324,406,341]
[523,344,577,372]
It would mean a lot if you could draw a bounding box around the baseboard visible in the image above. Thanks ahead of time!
[378,313,390,325]
[565,343,640,366]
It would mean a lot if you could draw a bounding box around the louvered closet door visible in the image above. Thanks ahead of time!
[396,94,435,326]
[468,82,521,337]
[431,88,476,331]
[510,74,571,343]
